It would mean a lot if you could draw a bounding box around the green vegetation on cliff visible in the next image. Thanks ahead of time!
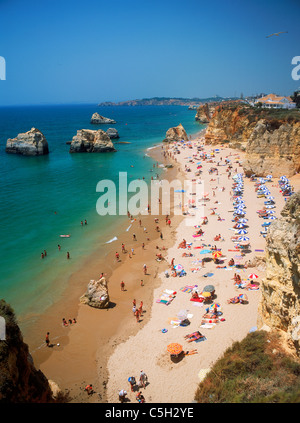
[194,331,300,403]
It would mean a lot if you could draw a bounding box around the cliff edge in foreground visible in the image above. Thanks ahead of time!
[258,192,300,355]
[0,300,52,403]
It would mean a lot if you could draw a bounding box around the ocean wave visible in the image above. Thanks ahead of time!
[106,236,118,243]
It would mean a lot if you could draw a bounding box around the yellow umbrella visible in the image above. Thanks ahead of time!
[201,291,211,297]
[212,251,222,259]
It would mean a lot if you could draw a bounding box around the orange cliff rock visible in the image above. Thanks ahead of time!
[204,104,300,177]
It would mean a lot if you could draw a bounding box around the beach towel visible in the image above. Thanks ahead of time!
[199,249,212,254]
[203,272,214,277]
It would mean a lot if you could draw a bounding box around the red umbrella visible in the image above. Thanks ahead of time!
[248,273,258,279]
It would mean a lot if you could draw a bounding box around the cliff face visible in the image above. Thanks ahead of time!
[6,128,49,156]
[205,105,300,177]
[243,120,300,177]
[69,129,116,153]
[195,103,216,124]
[258,192,300,355]
[163,123,188,143]
[0,300,52,403]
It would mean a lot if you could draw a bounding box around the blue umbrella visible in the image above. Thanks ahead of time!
[268,216,277,220]
[238,236,250,241]
[236,229,248,234]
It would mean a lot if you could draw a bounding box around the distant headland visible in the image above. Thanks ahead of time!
[98,96,238,107]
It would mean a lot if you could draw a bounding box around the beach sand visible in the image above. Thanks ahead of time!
[29,128,300,403]
[105,135,300,403]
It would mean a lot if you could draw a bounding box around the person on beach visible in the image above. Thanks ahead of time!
[142,242,145,250]
[122,243,126,253]
[119,389,127,403]
[115,252,120,261]
[139,370,148,388]
[160,232,163,240]
[121,281,125,291]
[132,305,136,315]
[44,250,47,257]
[67,251,70,259]
[41,252,44,259]
[45,332,50,347]
[81,221,83,226]
[131,247,134,256]
[85,384,93,395]
[128,377,136,392]
[135,309,140,322]
[143,264,147,275]
[73,318,77,324]
[133,234,136,241]
[85,220,87,225]
[141,279,144,286]
[139,301,143,314]
[62,318,68,326]
[58,244,61,251]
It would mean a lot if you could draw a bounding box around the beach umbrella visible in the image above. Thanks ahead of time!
[267,210,275,214]
[203,285,215,293]
[248,273,258,279]
[266,205,275,209]
[266,175,273,179]
[235,210,245,215]
[267,196,275,200]
[212,251,222,259]
[174,264,183,271]
[238,236,249,241]
[209,303,221,311]
[201,291,212,297]
[238,218,248,223]
[177,310,188,320]
[236,229,248,234]
[239,241,250,246]
[268,216,277,220]
[262,222,270,227]
[167,343,183,355]
[238,293,248,301]
[235,224,245,228]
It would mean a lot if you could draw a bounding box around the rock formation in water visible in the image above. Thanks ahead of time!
[0,300,53,403]
[163,123,189,143]
[69,129,116,153]
[5,128,49,156]
[106,128,120,139]
[204,104,300,177]
[258,192,300,355]
[90,112,116,124]
[80,277,110,309]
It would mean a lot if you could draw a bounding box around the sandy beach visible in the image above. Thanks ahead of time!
[29,127,300,403]
[105,133,300,403]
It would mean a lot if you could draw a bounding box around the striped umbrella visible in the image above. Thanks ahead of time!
[236,229,248,234]
[238,218,248,223]
[167,343,183,355]
[235,224,245,228]
[268,216,277,220]
[248,273,258,279]
[209,303,221,311]
[238,236,249,241]
[212,251,222,259]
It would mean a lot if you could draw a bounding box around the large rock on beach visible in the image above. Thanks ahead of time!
[69,129,116,153]
[91,112,116,124]
[80,277,110,309]
[6,128,49,156]
[163,123,188,143]
[106,128,120,139]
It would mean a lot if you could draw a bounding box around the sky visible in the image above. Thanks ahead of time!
[0,0,299,105]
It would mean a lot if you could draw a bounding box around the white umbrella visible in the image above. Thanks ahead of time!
[238,218,248,223]
[238,236,249,241]
[236,229,248,234]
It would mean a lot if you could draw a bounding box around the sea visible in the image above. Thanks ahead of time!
[0,104,203,323]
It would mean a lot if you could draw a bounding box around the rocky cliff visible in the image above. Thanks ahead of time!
[80,277,110,309]
[0,300,52,403]
[195,103,218,123]
[163,123,188,143]
[204,104,300,177]
[6,128,49,156]
[258,192,300,355]
[69,129,116,153]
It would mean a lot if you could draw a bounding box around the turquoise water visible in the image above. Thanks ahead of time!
[0,104,203,318]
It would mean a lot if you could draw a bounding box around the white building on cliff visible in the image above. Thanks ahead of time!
[255,93,296,109]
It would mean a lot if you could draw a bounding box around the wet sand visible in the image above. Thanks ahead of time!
[28,140,186,402]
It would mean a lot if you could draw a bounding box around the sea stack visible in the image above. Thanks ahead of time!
[163,123,189,143]
[69,129,116,153]
[90,112,116,124]
[106,128,120,139]
[6,128,49,156]
[80,277,110,309]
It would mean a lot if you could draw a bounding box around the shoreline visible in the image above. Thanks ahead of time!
[28,138,185,402]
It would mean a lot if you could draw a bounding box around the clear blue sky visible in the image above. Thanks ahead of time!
[0,0,299,105]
